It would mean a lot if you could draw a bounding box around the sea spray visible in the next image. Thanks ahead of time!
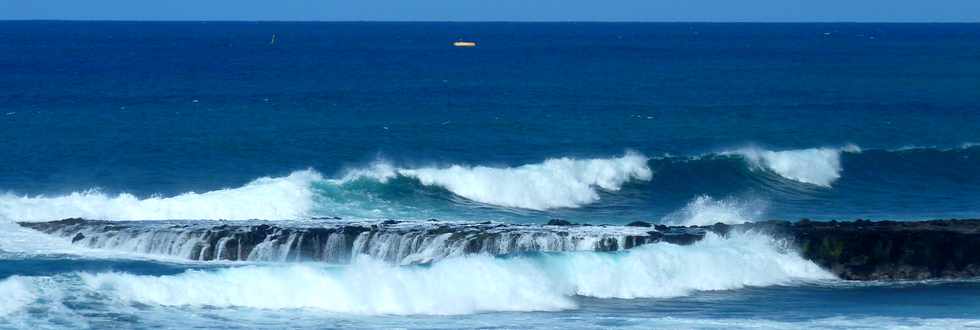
[663,195,768,226]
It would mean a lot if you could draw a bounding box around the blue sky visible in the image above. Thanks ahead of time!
[2,0,979,22]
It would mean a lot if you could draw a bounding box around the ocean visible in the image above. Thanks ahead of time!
[1,22,979,329]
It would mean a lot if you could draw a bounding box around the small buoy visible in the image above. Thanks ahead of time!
[453,41,477,47]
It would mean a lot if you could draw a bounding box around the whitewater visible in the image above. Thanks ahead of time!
[0,231,831,316]
[0,149,845,320]
[5,22,980,330]
[81,231,831,312]
[0,148,855,325]
[1,144,979,329]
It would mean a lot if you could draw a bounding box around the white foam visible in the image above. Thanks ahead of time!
[550,231,831,298]
[0,276,36,317]
[340,152,653,210]
[81,231,832,315]
[725,144,860,187]
[663,195,766,226]
[7,273,978,328]
[83,257,573,315]
[0,170,321,222]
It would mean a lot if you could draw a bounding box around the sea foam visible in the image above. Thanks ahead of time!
[80,231,832,315]
[0,276,36,317]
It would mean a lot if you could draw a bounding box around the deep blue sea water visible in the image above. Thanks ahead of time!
[1,22,980,329]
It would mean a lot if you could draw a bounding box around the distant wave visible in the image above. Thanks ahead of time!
[77,231,831,315]
[719,144,861,187]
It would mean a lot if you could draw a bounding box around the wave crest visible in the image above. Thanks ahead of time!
[723,144,860,187]
[2,153,651,222]
[339,152,653,210]
[1,170,321,222]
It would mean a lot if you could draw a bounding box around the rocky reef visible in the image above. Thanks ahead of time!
[18,218,980,280]
[738,219,980,280]
[18,218,682,265]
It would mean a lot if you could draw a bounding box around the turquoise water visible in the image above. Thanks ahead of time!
[1,22,979,328]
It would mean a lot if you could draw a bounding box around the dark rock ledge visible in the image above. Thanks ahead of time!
[17,218,980,281]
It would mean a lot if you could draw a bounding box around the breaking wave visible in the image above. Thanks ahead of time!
[79,231,832,315]
[721,144,861,187]
[336,152,652,210]
[2,153,652,222]
[0,276,36,317]
[1,170,322,222]
[3,145,977,223]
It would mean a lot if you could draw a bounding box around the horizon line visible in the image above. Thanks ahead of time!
[2,19,979,24]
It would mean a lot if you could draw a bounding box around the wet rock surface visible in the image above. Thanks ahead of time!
[732,219,980,280]
[18,218,980,280]
[18,218,662,265]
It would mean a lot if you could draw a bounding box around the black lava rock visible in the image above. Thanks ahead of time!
[546,219,574,226]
